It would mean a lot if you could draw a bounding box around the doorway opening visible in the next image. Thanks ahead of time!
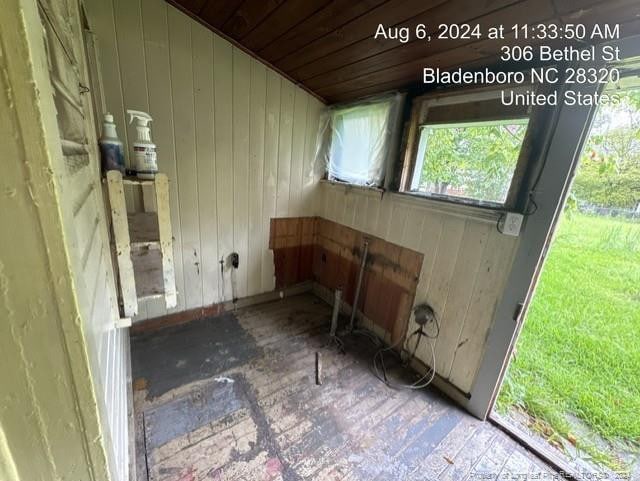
[492,87,640,478]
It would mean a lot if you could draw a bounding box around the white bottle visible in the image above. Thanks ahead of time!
[127,110,157,179]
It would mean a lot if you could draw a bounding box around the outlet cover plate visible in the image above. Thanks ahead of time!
[502,212,524,236]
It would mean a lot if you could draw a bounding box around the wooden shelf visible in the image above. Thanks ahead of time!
[102,175,155,186]
[123,175,155,185]
[106,170,177,315]
[131,248,165,300]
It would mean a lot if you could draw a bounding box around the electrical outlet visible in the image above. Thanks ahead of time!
[501,212,524,236]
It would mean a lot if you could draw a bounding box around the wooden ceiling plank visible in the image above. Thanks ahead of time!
[321,13,640,103]
[275,0,449,73]
[222,0,285,40]
[171,0,208,14]
[302,0,541,89]
[559,0,640,24]
[241,0,334,52]
[198,0,244,28]
[552,0,606,15]
[258,0,388,62]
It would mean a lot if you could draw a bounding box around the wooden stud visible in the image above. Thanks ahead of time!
[154,173,177,309]
[106,170,138,317]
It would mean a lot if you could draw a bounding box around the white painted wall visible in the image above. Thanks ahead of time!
[84,0,513,400]
[318,182,519,393]
[85,0,324,321]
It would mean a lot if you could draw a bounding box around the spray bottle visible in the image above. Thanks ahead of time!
[99,113,125,174]
[127,110,158,179]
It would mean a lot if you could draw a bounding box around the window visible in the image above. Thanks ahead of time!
[321,94,403,187]
[401,90,532,208]
[411,119,529,204]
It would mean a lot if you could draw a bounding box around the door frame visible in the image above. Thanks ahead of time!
[466,35,640,419]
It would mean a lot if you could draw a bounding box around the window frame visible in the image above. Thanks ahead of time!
[399,87,537,213]
[322,93,405,189]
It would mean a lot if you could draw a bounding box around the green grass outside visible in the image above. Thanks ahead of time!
[496,212,640,467]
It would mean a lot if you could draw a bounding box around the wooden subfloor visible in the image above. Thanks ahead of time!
[131,293,558,481]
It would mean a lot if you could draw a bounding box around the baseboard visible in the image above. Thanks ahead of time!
[131,281,314,335]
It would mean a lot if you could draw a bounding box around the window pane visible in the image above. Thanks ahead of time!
[411,120,528,204]
[328,101,392,186]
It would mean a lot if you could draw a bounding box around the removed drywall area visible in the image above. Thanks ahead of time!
[269,217,423,343]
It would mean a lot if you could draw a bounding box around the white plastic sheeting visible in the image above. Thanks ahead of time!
[315,93,404,187]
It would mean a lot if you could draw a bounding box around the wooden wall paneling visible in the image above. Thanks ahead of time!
[141,0,185,314]
[433,220,491,378]
[286,218,302,285]
[289,88,309,217]
[302,0,536,89]
[198,0,243,29]
[114,0,149,160]
[301,99,323,215]
[413,210,444,299]
[258,0,387,62]
[247,59,267,296]
[88,0,147,318]
[315,10,568,101]
[343,191,357,229]
[232,48,251,298]
[169,8,202,309]
[449,231,518,392]
[413,216,465,370]
[322,183,524,392]
[364,194,381,235]
[261,69,281,292]
[387,202,409,246]
[374,194,393,239]
[172,0,207,13]
[240,0,332,52]
[123,184,144,214]
[213,35,234,300]
[400,207,425,252]
[192,22,218,306]
[85,0,126,156]
[353,194,368,232]
[321,185,331,220]
[326,187,340,223]
[279,0,447,73]
[93,1,328,323]
[313,2,640,102]
[324,184,338,222]
[171,0,638,103]
[222,1,282,39]
[276,80,294,217]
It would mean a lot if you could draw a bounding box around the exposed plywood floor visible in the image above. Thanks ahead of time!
[131,293,557,481]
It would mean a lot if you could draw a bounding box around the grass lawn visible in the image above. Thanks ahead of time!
[496,212,640,468]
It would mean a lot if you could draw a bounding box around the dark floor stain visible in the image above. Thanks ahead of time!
[232,373,304,481]
[144,378,247,451]
[131,312,258,399]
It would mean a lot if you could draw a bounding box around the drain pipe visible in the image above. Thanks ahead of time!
[349,239,369,332]
[330,288,342,337]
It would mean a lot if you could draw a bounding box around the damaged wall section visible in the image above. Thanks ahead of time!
[269,217,423,344]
